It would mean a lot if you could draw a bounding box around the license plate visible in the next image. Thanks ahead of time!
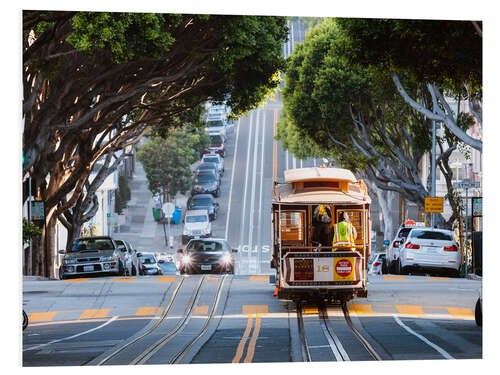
[201,265,211,271]
[83,265,94,272]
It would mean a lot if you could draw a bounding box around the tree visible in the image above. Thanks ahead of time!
[23,11,287,276]
[281,19,462,229]
[336,18,482,151]
[137,126,210,201]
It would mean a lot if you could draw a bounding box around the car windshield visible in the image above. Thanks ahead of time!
[410,230,453,241]
[204,157,218,164]
[195,174,215,183]
[192,198,212,206]
[187,240,224,252]
[199,164,216,170]
[70,238,114,252]
[160,262,177,272]
[207,120,224,128]
[140,255,156,264]
[186,215,208,223]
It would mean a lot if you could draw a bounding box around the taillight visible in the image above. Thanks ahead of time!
[444,245,458,252]
[393,241,399,248]
[405,242,420,249]
[373,262,381,267]
[142,264,146,270]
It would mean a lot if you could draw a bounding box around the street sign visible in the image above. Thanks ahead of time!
[30,201,45,220]
[472,197,482,217]
[424,197,444,213]
[452,180,480,189]
[162,202,175,218]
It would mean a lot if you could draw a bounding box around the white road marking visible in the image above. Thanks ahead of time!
[248,110,261,254]
[392,315,455,359]
[225,118,241,240]
[23,316,119,351]
[239,111,255,248]
[256,111,266,273]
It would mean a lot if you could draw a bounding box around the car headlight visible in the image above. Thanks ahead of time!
[221,253,232,264]
[182,254,191,264]
[64,257,77,264]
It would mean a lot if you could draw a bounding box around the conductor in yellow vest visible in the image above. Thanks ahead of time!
[332,212,357,251]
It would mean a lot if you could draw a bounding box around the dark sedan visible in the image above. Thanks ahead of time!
[191,171,220,197]
[187,194,219,221]
[178,238,237,274]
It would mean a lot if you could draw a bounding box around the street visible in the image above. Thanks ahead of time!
[21,17,483,368]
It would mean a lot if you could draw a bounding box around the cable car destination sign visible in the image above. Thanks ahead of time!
[424,197,444,213]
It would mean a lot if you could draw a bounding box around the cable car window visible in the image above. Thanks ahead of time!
[280,211,304,241]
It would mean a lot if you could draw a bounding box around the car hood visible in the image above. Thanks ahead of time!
[185,222,209,231]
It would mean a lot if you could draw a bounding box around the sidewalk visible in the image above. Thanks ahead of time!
[113,159,199,255]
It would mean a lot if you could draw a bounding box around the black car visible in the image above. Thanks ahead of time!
[188,194,219,221]
[191,171,220,197]
[178,238,237,274]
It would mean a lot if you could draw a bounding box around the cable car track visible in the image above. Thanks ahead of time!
[296,301,381,362]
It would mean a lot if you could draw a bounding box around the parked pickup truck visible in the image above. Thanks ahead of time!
[58,236,126,279]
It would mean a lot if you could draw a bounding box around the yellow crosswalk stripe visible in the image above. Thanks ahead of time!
[447,307,474,318]
[249,276,269,282]
[383,275,407,281]
[427,277,450,281]
[193,305,209,315]
[79,309,111,319]
[349,304,373,315]
[135,307,163,316]
[395,305,425,316]
[63,278,90,283]
[111,277,135,282]
[242,305,268,314]
[303,307,318,314]
[29,312,59,322]
[157,276,176,282]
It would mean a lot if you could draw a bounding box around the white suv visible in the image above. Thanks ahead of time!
[399,228,461,277]
[386,221,425,274]
[182,210,212,244]
[201,153,224,176]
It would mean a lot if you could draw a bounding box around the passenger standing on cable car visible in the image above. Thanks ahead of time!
[313,204,331,245]
[332,211,357,251]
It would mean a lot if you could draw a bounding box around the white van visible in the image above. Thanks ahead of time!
[182,209,212,244]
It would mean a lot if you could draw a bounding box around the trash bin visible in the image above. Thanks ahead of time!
[152,207,162,222]
[171,207,182,225]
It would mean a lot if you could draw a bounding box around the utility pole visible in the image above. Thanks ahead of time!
[431,120,437,228]
[28,176,32,275]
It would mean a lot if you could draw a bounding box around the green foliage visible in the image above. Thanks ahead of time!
[137,124,209,199]
[336,18,482,94]
[23,218,42,245]
[299,17,326,29]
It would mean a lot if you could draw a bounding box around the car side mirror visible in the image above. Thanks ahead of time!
[120,248,127,252]
[58,249,66,255]
[136,252,142,257]
[158,259,165,264]
[232,248,238,253]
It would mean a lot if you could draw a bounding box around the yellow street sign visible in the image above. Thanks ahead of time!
[425,197,444,213]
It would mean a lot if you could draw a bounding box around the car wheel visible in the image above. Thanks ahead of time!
[59,267,66,280]
[132,265,137,276]
[23,310,29,330]
[395,260,401,275]
[215,189,219,197]
[475,298,482,326]
[118,261,125,276]
[381,261,388,275]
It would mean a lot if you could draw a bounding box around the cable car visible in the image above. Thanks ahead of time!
[271,167,372,302]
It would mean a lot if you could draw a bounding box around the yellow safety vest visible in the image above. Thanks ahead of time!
[332,221,355,250]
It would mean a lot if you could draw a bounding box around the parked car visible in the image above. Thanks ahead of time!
[187,194,219,221]
[191,170,220,197]
[369,253,386,275]
[58,236,126,279]
[205,114,227,138]
[201,153,224,176]
[202,133,226,157]
[398,228,461,276]
[158,259,180,275]
[137,252,162,275]
[178,238,237,274]
[195,162,221,181]
[386,221,425,274]
[114,239,139,276]
[182,209,212,244]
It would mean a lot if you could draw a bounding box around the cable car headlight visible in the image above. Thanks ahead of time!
[182,254,191,264]
[221,253,232,264]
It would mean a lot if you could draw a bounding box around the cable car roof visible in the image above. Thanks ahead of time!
[284,167,357,183]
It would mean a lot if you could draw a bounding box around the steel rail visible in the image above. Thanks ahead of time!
[318,305,350,361]
[341,302,382,361]
[170,274,229,364]
[96,276,185,365]
[131,275,207,365]
[295,303,312,362]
